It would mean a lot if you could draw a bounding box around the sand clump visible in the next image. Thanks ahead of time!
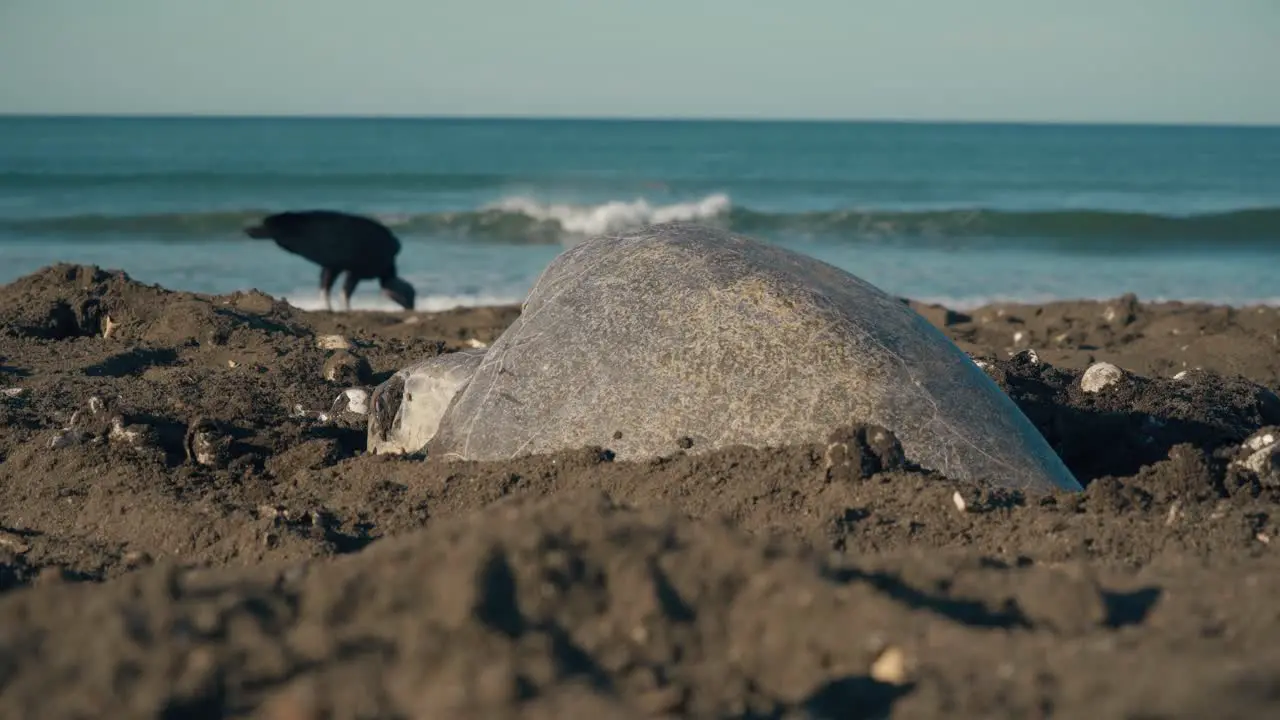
[2,265,1280,718]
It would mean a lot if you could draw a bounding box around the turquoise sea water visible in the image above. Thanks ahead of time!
[2,116,1279,311]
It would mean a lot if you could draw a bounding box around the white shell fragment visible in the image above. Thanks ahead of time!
[46,396,155,452]
[1235,429,1280,482]
[316,334,355,351]
[108,416,146,446]
[1080,362,1125,393]
[190,431,221,466]
[101,314,120,339]
[330,388,370,416]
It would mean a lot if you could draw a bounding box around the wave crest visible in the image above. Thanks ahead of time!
[3,195,1279,247]
[484,193,731,237]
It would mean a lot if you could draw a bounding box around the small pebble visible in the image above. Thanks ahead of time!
[122,550,153,568]
[870,646,909,685]
[1080,362,1125,393]
[316,334,354,351]
[49,429,87,449]
[1102,295,1138,326]
[952,491,968,512]
[1008,348,1039,364]
[322,350,372,385]
[1,387,25,399]
[465,338,488,349]
[186,419,231,467]
[0,530,31,555]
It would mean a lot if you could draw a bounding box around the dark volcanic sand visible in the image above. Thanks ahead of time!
[2,264,1280,719]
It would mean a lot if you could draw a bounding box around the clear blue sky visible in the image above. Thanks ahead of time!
[1,0,1276,125]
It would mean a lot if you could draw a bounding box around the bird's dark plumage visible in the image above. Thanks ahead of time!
[245,210,416,311]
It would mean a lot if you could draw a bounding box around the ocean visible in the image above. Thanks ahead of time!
[2,116,1279,312]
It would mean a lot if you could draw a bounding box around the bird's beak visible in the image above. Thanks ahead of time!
[382,281,416,311]
[244,223,270,239]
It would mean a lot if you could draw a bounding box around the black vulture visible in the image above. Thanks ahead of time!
[244,210,416,311]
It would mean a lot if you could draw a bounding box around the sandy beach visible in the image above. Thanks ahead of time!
[2,262,1280,719]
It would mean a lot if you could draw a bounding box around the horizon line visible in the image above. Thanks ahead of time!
[1,111,1277,130]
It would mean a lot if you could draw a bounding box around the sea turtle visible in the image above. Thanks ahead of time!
[401,222,1080,493]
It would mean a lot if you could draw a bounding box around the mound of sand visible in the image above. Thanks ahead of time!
[2,265,1280,718]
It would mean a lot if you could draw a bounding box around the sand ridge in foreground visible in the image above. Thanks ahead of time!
[1,264,1279,719]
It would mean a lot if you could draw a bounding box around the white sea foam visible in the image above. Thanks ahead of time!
[908,293,1073,311]
[910,294,1280,311]
[284,291,525,313]
[484,193,732,238]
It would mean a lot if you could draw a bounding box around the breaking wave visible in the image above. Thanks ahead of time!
[3,195,1280,247]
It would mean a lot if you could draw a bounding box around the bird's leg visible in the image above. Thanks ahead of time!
[319,267,338,312]
[340,272,360,312]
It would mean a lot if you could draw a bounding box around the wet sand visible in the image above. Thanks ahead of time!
[2,264,1279,719]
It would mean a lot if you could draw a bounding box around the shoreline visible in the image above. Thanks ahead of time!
[2,263,1280,717]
